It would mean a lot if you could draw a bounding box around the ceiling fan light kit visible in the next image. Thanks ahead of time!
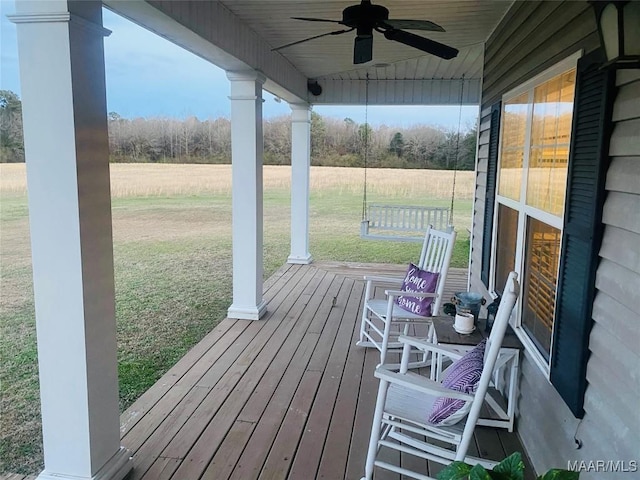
[273,0,459,64]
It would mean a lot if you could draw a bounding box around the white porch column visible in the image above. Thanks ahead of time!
[288,103,313,265]
[226,70,268,320]
[10,1,131,479]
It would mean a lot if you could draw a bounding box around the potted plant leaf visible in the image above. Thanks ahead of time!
[437,452,579,480]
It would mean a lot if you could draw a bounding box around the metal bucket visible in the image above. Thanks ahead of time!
[451,292,486,325]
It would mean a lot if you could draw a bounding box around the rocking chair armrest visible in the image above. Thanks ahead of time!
[363,275,404,286]
[397,335,464,361]
[374,365,474,402]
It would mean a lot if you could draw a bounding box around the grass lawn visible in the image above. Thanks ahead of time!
[0,164,473,474]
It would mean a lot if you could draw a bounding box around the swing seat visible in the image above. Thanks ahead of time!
[361,204,451,242]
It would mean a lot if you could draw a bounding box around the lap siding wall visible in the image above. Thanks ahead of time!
[470,1,640,476]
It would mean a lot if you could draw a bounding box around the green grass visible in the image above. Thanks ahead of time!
[0,179,472,475]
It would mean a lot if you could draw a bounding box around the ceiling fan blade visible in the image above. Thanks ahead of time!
[354,35,373,64]
[273,28,354,52]
[292,17,342,23]
[381,19,445,32]
[383,29,458,59]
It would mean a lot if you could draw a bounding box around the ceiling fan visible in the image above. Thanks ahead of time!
[273,0,459,64]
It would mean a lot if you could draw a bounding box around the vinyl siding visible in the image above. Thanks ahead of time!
[470,1,640,476]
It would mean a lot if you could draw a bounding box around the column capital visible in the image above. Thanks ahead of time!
[289,102,311,112]
[9,12,111,37]
[290,103,311,123]
[226,70,267,84]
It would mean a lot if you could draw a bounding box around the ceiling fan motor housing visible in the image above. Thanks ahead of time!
[342,1,389,35]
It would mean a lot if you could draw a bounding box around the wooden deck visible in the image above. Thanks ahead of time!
[2,263,532,480]
[113,261,533,480]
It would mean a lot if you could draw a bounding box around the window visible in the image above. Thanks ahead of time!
[494,204,518,295]
[498,93,527,201]
[527,70,575,216]
[485,49,614,416]
[493,57,577,368]
[522,218,561,360]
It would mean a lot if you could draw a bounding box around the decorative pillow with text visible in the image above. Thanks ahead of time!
[395,263,439,316]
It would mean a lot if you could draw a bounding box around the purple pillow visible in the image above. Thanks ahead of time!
[428,339,487,425]
[395,263,439,316]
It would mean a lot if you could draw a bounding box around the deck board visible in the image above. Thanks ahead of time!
[286,279,363,479]
[115,263,533,480]
[166,267,320,479]
[224,272,342,479]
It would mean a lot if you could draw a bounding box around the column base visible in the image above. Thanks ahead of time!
[228,299,268,320]
[287,254,313,265]
[37,447,132,480]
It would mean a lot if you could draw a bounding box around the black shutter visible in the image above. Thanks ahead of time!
[481,102,501,288]
[550,50,615,418]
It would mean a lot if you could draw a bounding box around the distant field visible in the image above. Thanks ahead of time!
[0,163,474,199]
[0,163,474,475]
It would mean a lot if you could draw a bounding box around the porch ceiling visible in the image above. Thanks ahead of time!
[105,1,513,105]
[221,0,511,82]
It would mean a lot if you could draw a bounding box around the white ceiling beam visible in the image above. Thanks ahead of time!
[311,78,481,106]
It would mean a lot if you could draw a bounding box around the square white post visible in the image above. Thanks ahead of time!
[226,70,268,320]
[288,103,313,264]
[10,1,131,479]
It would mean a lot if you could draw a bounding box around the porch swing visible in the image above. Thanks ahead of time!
[359,74,466,242]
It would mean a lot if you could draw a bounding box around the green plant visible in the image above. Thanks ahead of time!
[437,452,579,480]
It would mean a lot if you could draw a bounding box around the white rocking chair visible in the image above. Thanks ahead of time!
[361,272,520,480]
[357,225,456,364]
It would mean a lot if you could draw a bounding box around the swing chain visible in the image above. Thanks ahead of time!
[362,73,370,221]
[449,74,465,226]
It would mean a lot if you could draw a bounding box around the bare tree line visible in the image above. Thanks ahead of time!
[108,111,477,170]
[1,90,477,169]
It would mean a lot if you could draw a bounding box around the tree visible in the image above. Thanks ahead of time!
[431,127,477,171]
[264,115,291,164]
[389,132,405,158]
[0,90,24,162]
[458,127,478,170]
[310,111,327,159]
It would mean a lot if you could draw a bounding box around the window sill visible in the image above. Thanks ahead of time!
[511,322,551,378]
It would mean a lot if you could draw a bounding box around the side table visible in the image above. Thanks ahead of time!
[431,316,524,432]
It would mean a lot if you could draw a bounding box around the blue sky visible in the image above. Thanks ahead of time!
[0,2,477,129]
